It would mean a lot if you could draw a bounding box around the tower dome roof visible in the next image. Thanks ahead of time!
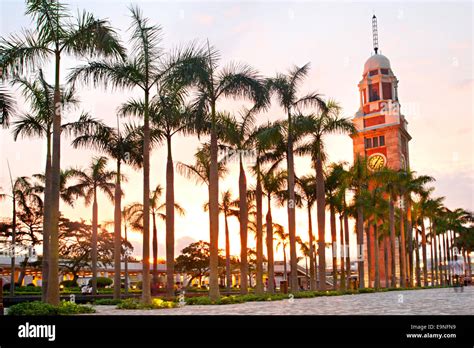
[363,53,391,74]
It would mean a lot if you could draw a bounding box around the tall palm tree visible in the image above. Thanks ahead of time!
[275,224,289,284]
[169,45,268,300]
[1,0,124,305]
[424,196,445,285]
[349,156,370,289]
[220,109,263,294]
[399,171,434,287]
[0,174,42,295]
[11,69,79,300]
[70,119,142,299]
[120,82,193,297]
[294,175,317,290]
[267,64,327,292]
[261,169,287,294]
[127,185,185,295]
[68,6,180,304]
[68,156,116,295]
[296,101,354,290]
[204,190,237,291]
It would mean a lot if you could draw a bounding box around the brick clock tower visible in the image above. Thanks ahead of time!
[351,16,412,286]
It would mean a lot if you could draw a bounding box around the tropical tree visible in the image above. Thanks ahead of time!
[204,190,237,291]
[70,118,142,299]
[261,169,287,293]
[120,81,193,297]
[10,69,80,300]
[68,6,187,304]
[294,175,317,290]
[126,185,185,294]
[0,175,42,295]
[67,156,116,295]
[274,223,289,285]
[266,64,327,292]
[348,156,369,289]
[168,44,268,300]
[296,101,354,290]
[1,0,124,305]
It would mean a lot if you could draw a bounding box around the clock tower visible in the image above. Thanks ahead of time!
[351,15,412,286]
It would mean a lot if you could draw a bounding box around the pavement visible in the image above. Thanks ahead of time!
[89,286,474,315]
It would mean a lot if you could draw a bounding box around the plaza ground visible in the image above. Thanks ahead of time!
[90,286,474,315]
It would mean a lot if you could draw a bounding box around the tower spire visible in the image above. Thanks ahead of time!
[372,14,379,54]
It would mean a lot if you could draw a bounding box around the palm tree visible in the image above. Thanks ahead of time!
[349,156,370,289]
[0,87,15,128]
[127,185,185,295]
[399,170,434,287]
[266,64,327,292]
[68,6,181,304]
[220,109,263,294]
[68,156,116,295]
[121,204,143,294]
[261,169,287,293]
[296,101,354,290]
[275,224,289,285]
[169,45,268,300]
[70,119,142,299]
[296,236,311,289]
[11,69,79,300]
[0,173,42,296]
[294,175,317,290]
[204,190,237,291]
[424,196,445,285]
[1,0,124,305]
[120,82,193,297]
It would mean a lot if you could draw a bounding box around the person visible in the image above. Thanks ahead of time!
[450,255,465,292]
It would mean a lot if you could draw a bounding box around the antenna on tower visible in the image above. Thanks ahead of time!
[372,14,379,54]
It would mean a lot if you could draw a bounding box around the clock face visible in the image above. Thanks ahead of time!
[367,153,386,171]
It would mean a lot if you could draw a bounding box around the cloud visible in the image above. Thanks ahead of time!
[194,13,214,26]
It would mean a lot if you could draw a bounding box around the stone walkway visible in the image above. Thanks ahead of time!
[90,287,474,315]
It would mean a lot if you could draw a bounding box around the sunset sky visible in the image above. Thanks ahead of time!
[0,0,472,262]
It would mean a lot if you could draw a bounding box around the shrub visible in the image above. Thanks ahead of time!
[7,301,95,315]
[26,283,36,288]
[184,296,213,306]
[94,298,122,306]
[358,288,376,294]
[116,298,176,310]
[89,277,113,288]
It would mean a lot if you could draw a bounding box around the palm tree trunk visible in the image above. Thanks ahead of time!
[10,195,16,296]
[406,199,414,287]
[437,234,444,286]
[344,212,351,288]
[165,136,175,298]
[124,225,129,295]
[287,122,298,293]
[17,257,29,287]
[339,214,345,290]
[366,223,372,287]
[238,158,248,295]
[389,198,397,287]
[41,133,52,301]
[142,89,151,304]
[415,225,421,287]
[315,154,326,291]
[224,214,231,291]
[399,204,407,288]
[283,245,288,283]
[47,50,62,306]
[255,167,264,295]
[421,218,428,287]
[384,236,389,288]
[113,159,122,300]
[443,232,450,285]
[330,206,337,290]
[208,105,220,301]
[307,205,316,290]
[374,224,380,290]
[357,204,365,289]
[91,190,98,296]
[152,212,158,294]
[266,195,275,294]
[432,223,439,286]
